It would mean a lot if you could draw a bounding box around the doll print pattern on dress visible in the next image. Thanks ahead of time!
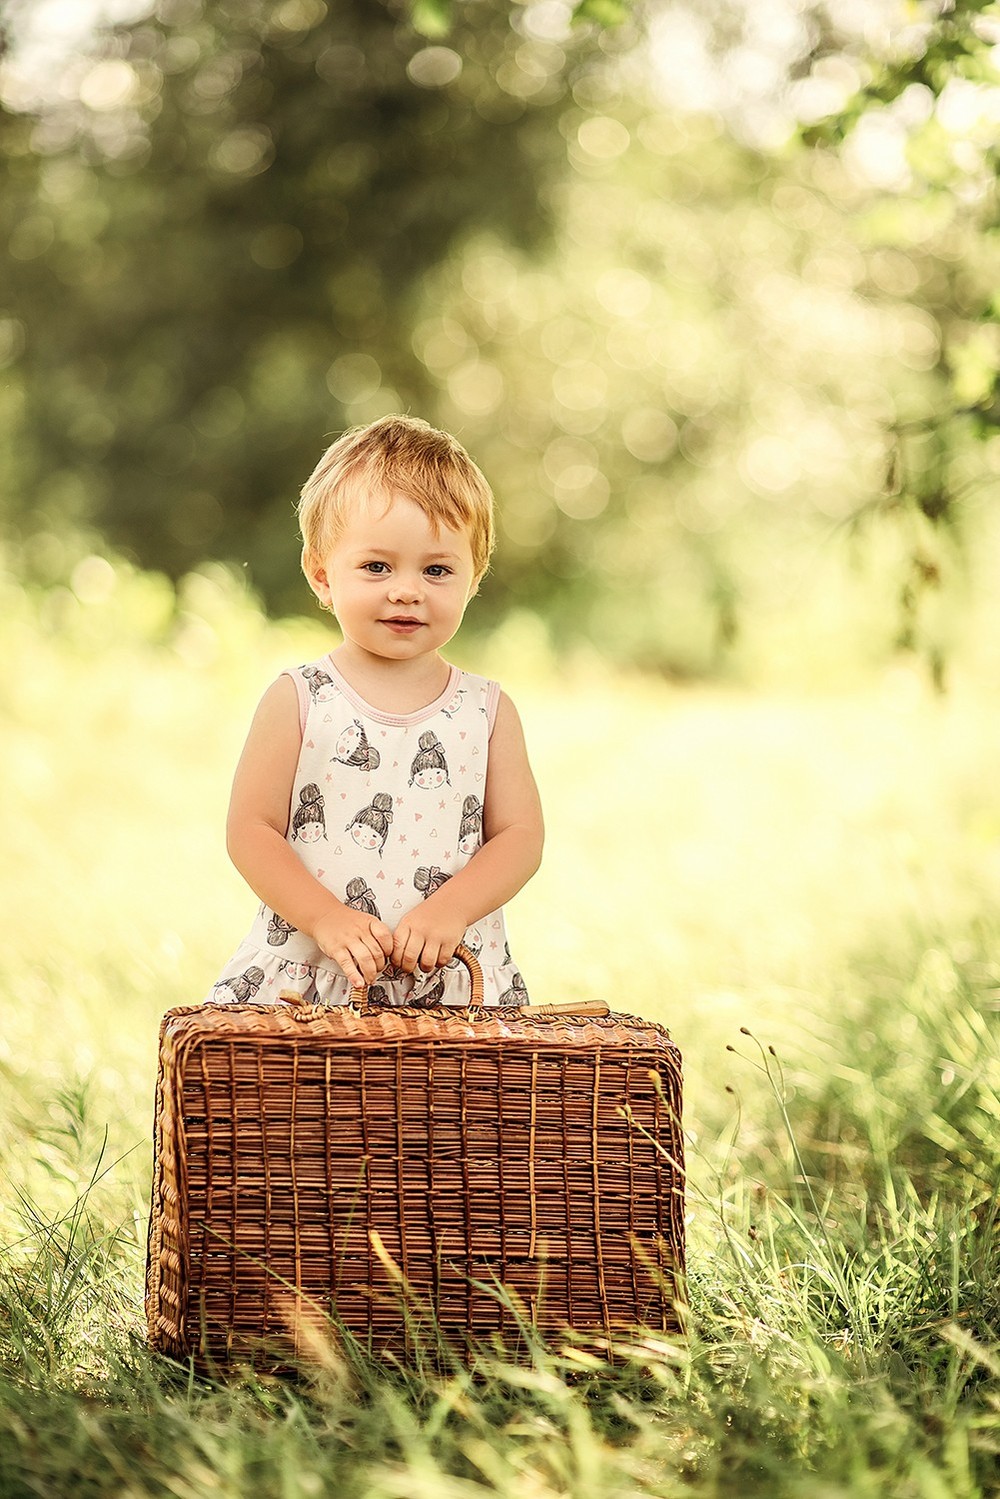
[291,784,326,843]
[209,655,528,1008]
[409,732,450,789]
[266,912,296,946]
[334,719,380,771]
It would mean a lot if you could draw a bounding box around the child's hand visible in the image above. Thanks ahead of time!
[391,900,467,978]
[312,906,393,989]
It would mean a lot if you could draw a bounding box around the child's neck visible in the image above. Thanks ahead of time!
[330,643,453,714]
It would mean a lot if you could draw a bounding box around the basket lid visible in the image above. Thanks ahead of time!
[157,1000,677,1059]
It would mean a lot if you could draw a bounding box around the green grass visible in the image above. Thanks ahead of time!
[3,552,1000,1496]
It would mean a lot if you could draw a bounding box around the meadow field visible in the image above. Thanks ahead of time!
[3,550,1000,1497]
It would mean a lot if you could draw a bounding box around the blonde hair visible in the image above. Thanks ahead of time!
[298,415,495,581]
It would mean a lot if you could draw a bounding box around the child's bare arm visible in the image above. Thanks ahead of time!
[225,677,393,986]
[391,692,543,975]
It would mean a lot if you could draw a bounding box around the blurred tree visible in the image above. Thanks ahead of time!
[408,103,933,672]
[796,0,1000,677]
[1,0,996,677]
[0,0,625,610]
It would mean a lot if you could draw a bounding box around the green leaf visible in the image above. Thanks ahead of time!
[409,0,452,39]
[572,0,630,27]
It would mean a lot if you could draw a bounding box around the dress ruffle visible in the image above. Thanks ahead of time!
[208,939,529,1009]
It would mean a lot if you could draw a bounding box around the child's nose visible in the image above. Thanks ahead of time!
[388,573,423,603]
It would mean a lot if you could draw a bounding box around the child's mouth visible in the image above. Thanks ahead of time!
[381,618,424,634]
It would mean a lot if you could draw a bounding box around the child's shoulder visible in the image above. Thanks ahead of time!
[444,667,503,734]
[281,658,502,724]
[289,654,336,682]
[451,665,500,692]
[275,655,344,735]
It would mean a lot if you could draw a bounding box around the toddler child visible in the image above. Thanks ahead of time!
[210,414,543,1008]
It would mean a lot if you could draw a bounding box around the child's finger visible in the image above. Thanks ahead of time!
[392,927,423,974]
[417,941,442,973]
[357,939,388,984]
[338,939,380,988]
[369,919,394,956]
[336,950,365,988]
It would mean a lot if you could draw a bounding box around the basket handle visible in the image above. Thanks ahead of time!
[349,941,484,1008]
[516,999,609,1018]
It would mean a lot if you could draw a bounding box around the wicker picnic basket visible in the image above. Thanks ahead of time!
[145,948,685,1369]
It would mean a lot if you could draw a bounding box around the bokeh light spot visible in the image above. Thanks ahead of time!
[8,216,54,261]
[0,317,27,368]
[596,267,652,319]
[576,116,631,161]
[210,128,273,177]
[78,59,137,111]
[622,408,678,463]
[843,113,912,192]
[552,361,608,410]
[315,45,366,87]
[500,501,557,549]
[70,554,117,605]
[740,434,800,495]
[554,470,610,519]
[270,0,327,34]
[520,1,573,42]
[249,225,304,270]
[447,360,504,416]
[326,353,382,404]
[407,47,462,89]
[543,436,598,485]
[412,317,472,375]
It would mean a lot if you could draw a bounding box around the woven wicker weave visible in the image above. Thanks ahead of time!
[146,951,684,1369]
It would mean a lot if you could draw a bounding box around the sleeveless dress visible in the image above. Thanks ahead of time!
[209,656,529,1008]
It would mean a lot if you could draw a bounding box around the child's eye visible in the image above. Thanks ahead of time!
[362,561,389,574]
[425,564,453,578]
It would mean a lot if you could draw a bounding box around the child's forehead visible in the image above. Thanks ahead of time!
[348,488,417,522]
[337,488,471,545]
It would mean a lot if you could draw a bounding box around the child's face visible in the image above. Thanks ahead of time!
[306,493,478,663]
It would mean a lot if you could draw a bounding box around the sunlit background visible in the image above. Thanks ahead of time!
[2,0,998,657]
[4,3,1000,1487]
[4,0,1000,1131]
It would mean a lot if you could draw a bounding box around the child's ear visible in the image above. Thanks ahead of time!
[303,550,332,608]
[467,575,481,601]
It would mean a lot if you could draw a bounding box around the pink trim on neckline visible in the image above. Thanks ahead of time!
[322,655,462,726]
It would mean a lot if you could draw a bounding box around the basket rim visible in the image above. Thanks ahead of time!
[157,1002,677,1053]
